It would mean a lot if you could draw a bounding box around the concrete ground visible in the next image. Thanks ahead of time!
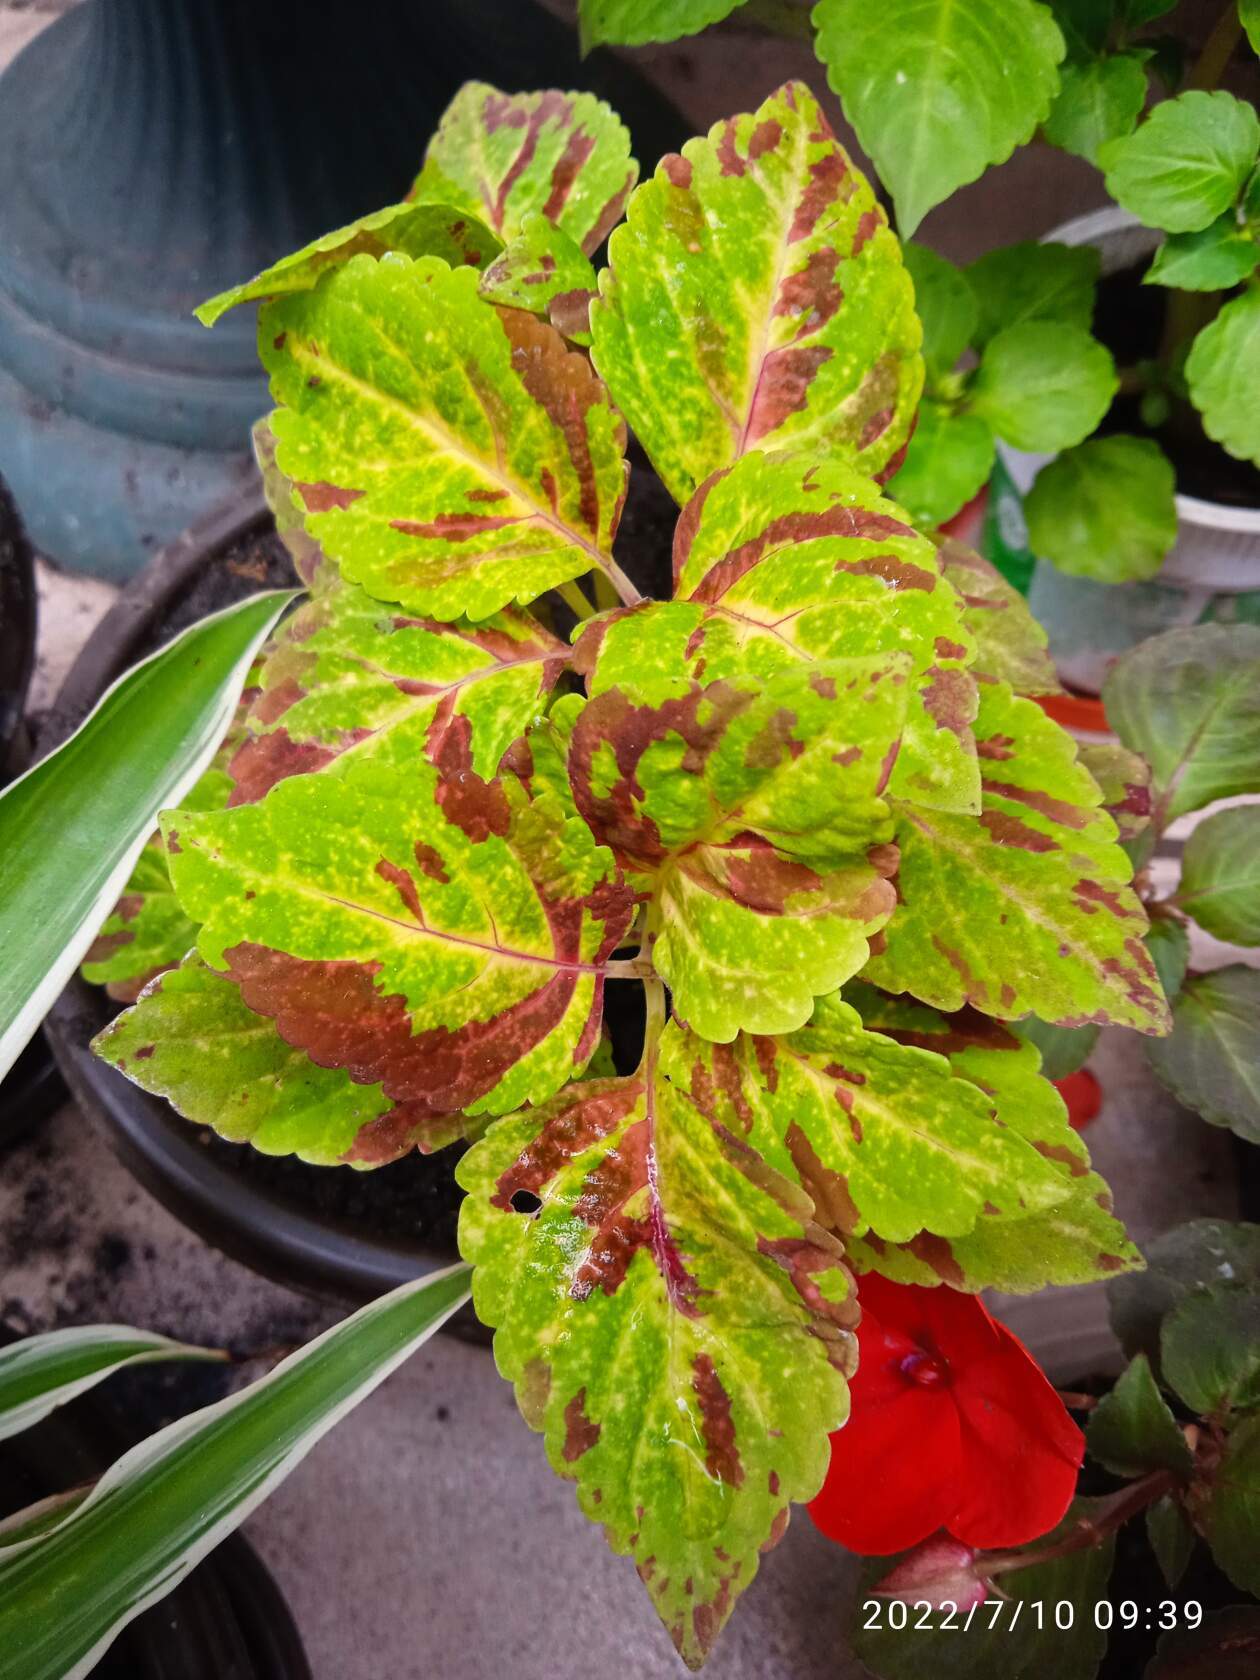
[0,3,1246,1677]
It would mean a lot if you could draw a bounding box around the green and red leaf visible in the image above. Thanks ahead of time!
[936,537,1061,697]
[478,213,598,345]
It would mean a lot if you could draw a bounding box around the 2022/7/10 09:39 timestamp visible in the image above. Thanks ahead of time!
[860,1599,1204,1633]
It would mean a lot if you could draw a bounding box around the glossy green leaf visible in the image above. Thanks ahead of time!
[0,1326,224,1445]
[1146,966,1260,1140]
[0,590,294,1084]
[1101,91,1260,233]
[813,0,1065,235]
[1043,52,1148,165]
[1161,1284,1260,1415]
[194,201,501,327]
[1109,1217,1260,1369]
[260,254,631,621]
[966,240,1100,348]
[1245,0,1260,56]
[0,1266,469,1680]
[163,757,634,1123]
[1146,215,1260,290]
[478,212,598,345]
[1086,1353,1193,1478]
[903,243,978,378]
[578,0,750,48]
[1145,1493,1195,1591]
[1025,435,1177,583]
[866,680,1169,1035]
[410,81,637,255]
[1076,739,1153,841]
[970,322,1118,453]
[890,403,995,529]
[95,956,467,1165]
[936,538,1060,697]
[1103,623,1260,821]
[1145,919,1190,1002]
[1185,288,1260,468]
[1178,806,1260,945]
[456,1040,854,1671]
[590,81,921,506]
[1205,1413,1260,1597]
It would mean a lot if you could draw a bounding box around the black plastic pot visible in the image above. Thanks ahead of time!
[41,490,478,1316]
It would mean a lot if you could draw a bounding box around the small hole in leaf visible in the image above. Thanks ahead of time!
[510,1189,542,1215]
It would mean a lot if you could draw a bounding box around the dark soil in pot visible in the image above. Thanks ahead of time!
[1093,262,1260,509]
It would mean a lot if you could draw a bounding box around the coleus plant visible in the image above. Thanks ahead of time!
[88,79,1172,1666]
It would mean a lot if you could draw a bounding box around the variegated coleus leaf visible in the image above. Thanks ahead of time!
[936,538,1061,697]
[576,451,981,814]
[260,255,633,621]
[456,1025,856,1670]
[478,213,598,346]
[866,679,1171,1036]
[673,996,1068,1247]
[410,82,638,256]
[1077,740,1154,844]
[162,758,634,1123]
[95,957,466,1165]
[590,81,922,507]
[226,571,565,806]
[567,659,909,1039]
[840,984,1141,1289]
[194,201,500,327]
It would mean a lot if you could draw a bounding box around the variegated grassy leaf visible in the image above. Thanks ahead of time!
[669,1000,1067,1246]
[577,452,980,814]
[227,573,565,805]
[936,537,1061,696]
[410,82,637,255]
[456,1034,855,1670]
[194,201,500,327]
[866,681,1169,1034]
[95,956,467,1165]
[590,81,921,506]
[840,984,1140,1289]
[568,660,907,1037]
[163,759,634,1122]
[478,212,597,345]
[260,255,632,621]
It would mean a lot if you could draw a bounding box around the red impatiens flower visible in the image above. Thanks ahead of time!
[809,1274,1083,1556]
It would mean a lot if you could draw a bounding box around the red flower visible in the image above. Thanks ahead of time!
[809,1275,1083,1556]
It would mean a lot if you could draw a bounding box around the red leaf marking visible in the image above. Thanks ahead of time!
[922,666,975,737]
[543,127,596,223]
[296,481,363,513]
[1072,878,1142,918]
[389,512,521,542]
[757,1235,856,1328]
[483,90,575,232]
[982,780,1087,829]
[679,496,919,602]
[692,1354,744,1486]
[979,811,1058,852]
[375,857,424,921]
[562,1387,602,1462]
[976,734,1016,760]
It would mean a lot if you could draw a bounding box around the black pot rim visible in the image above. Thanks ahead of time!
[41,490,462,1309]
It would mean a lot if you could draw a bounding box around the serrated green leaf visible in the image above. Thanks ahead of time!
[1146,214,1260,290]
[971,322,1118,453]
[1103,623,1260,821]
[1087,1353,1194,1477]
[1178,806,1260,945]
[410,82,637,255]
[590,81,921,506]
[1043,52,1148,165]
[456,1045,854,1669]
[1076,740,1153,841]
[890,403,996,529]
[0,1325,224,1445]
[227,573,564,805]
[1101,90,1260,233]
[162,758,634,1123]
[853,1499,1115,1679]
[841,984,1138,1290]
[194,201,501,327]
[903,243,979,379]
[1025,435,1177,583]
[967,240,1100,349]
[567,657,909,1038]
[1145,919,1190,1002]
[1185,288,1260,468]
[936,538,1061,697]
[1147,966,1260,1140]
[260,254,630,621]
[477,212,598,345]
[1108,1217,1260,1368]
[95,956,466,1164]
[1161,1284,1260,1415]
[813,0,1065,235]
[866,680,1169,1035]
[1205,1412,1260,1596]
[578,0,750,48]
[1145,1493,1195,1591]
